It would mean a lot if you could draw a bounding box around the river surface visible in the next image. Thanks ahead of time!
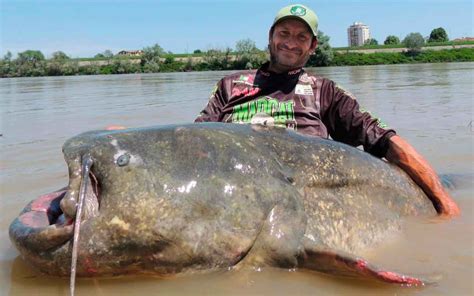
[1,63,473,295]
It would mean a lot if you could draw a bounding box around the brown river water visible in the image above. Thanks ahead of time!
[0,63,473,295]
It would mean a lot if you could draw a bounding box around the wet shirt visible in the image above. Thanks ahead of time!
[195,62,396,158]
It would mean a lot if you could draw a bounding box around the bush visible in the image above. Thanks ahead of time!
[428,28,449,43]
[384,35,400,45]
[403,33,425,53]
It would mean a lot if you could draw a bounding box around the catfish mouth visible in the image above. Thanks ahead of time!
[44,170,101,227]
[53,171,101,225]
[10,171,101,253]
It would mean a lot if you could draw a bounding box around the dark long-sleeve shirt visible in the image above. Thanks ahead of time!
[195,62,395,158]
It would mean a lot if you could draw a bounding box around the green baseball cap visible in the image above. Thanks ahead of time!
[272,4,318,37]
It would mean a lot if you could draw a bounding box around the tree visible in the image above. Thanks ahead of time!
[103,50,114,58]
[17,50,45,64]
[235,38,257,55]
[51,51,69,60]
[403,33,425,53]
[234,38,259,69]
[15,50,46,76]
[384,35,400,45]
[141,43,166,71]
[364,38,378,46]
[193,49,202,54]
[3,51,13,62]
[94,53,105,59]
[307,30,334,67]
[428,27,448,43]
[202,47,233,70]
[47,51,72,76]
[0,51,14,77]
[142,44,166,61]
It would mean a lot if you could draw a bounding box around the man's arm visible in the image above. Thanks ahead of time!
[385,135,460,218]
[195,79,227,122]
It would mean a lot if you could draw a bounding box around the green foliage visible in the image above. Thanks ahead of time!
[162,55,173,63]
[140,43,166,72]
[142,60,161,73]
[235,38,257,55]
[93,50,114,59]
[335,39,474,51]
[142,44,165,62]
[365,38,378,46]
[201,47,234,70]
[307,30,334,67]
[428,27,448,43]
[3,51,13,62]
[0,52,13,77]
[13,50,46,76]
[103,50,114,58]
[17,50,45,64]
[51,51,70,60]
[332,52,409,66]
[403,33,425,53]
[332,48,473,66]
[233,38,266,70]
[384,35,400,45]
[46,60,79,76]
[193,49,202,54]
[1,42,472,77]
[78,65,100,75]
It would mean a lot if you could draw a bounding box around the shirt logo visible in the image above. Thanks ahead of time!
[231,87,260,98]
[290,5,306,16]
[231,97,297,130]
[232,75,256,86]
[295,84,314,96]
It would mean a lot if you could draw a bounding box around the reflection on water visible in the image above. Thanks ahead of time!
[1,63,473,295]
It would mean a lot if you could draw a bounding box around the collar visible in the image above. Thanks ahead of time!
[258,62,304,78]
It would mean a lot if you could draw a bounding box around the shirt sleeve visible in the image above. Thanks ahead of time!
[320,80,396,158]
[194,79,228,122]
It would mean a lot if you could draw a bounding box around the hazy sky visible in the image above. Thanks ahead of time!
[1,0,473,58]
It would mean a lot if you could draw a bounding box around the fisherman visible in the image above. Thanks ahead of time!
[194,4,460,217]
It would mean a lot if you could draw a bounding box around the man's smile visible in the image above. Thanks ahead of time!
[277,45,302,57]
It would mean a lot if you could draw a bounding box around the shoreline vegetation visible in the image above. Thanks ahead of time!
[2,36,473,78]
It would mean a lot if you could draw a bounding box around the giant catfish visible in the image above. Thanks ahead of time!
[9,123,437,285]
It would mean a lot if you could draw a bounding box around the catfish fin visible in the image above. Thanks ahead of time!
[299,246,430,286]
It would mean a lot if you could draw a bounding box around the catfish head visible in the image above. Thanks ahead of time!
[9,124,262,276]
[9,128,179,276]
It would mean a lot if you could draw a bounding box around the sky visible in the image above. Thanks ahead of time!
[1,0,473,58]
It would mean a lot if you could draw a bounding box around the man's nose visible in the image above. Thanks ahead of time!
[284,36,299,49]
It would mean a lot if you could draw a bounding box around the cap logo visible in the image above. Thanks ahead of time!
[290,5,306,16]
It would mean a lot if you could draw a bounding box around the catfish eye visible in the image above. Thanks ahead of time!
[117,153,130,167]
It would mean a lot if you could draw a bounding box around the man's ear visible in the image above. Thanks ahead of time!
[310,38,318,52]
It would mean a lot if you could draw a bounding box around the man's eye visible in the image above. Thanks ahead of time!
[298,35,309,42]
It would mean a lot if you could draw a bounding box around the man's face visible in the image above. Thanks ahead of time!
[269,18,317,73]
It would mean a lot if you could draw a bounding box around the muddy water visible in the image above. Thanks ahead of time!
[1,63,473,295]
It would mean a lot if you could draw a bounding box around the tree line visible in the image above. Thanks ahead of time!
[0,40,271,78]
[1,27,471,78]
[362,27,450,47]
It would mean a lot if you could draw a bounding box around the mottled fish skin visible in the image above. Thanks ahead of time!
[9,123,435,277]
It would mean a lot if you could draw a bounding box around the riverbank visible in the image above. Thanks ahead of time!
[1,47,473,78]
[331,48,474,66]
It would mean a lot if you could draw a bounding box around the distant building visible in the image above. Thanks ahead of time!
[117,50,144,56]
[453,37,474,42]
[347,22,371,47]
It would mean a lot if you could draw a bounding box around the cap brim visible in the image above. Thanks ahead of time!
[272,16,317,37]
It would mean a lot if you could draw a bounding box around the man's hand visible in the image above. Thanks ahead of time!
[385,135,461,218]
